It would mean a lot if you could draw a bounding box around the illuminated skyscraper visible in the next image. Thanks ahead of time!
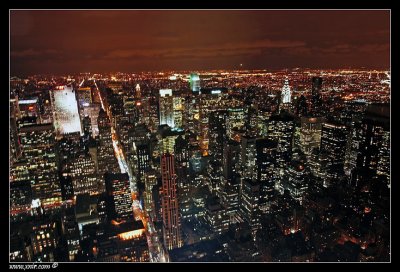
[320,122,349,170]
[136,142,151,182]
[104,173,133,220]
[227,107,245,140]
[267,113,295,168]
[67,154,100,195]
[174,135,191,219]
[97,109,120,175]
[209,110,227,162]
[300,116,324,158]
[161,154,183,250]
[223,140,241,181]
[143,170,157,219]
[18,124,61,206]
[158,125,184,155]
[281,78,292,104]
[255,139,278,210]
[81,103,101,137]
[197,88,227,154]
[159,89,174,128]
[173,96,184,129]
[135,83,141,99]
[240,135,257,180]
[189,73,201,94]
[239,178,261,234]
[345,104,389,178]
[282,161,308,204]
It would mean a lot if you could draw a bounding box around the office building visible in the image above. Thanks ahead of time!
[320,122,349,170]
[50,85,82,137]
[300,116,324,158]
[255,139,278,210]
[282,161,308,204]
[161,154,183,250]
[159,89,174,128]
[18,123,61,206]
[104,173,133,220]
[97,109,120,175]
[267,113,295,168]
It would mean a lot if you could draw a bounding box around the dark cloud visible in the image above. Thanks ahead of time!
[10,10,390,75]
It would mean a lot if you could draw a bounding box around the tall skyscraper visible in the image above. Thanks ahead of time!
[300,116,324,158]
[255,139,278,210]
[345,104,389,178]
[97,109,120,175]
[135,83,141,99]
[143,170,158,219]
[67,154,100,195]
[136,142,151,182]
[267,113,295,168]
[209,110,227,162]
[104,173,133,220]
[239,178,261,234]
[157,125,184,155]
[81,103,101,137]
[159,89,174,128]
[18,123,61,206]
[281,78,292,105]
[173,96,184,129]
[320,122,349,170]
[240,135,257,180]
[223,140,241,181]
[189,73,201,94]
[160,154,183,250]
[282,161,308,204]
[227,107,245,140]
[174,135,191,219]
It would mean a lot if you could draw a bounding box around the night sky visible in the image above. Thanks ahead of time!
[10,10,390,76]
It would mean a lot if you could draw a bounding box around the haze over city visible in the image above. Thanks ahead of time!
[11,10,389,76]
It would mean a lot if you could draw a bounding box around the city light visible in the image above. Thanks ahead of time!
[9,10,390,264]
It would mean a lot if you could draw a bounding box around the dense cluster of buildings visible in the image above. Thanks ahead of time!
[9,69,390,262]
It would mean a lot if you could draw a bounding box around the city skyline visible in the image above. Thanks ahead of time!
[11,10,390,76]
[9,9,390,263]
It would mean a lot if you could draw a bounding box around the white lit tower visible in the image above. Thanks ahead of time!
[280,78,292,112]
[135,84,141,99]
